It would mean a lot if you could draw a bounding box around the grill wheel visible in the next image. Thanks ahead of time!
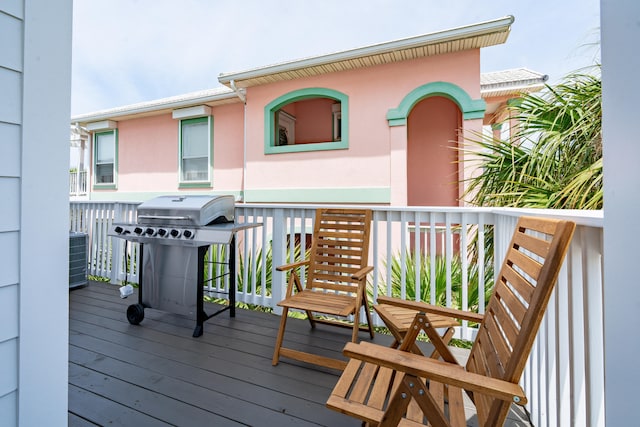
[126,303,145,325]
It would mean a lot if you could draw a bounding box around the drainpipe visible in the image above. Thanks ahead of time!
[230,80,247,202]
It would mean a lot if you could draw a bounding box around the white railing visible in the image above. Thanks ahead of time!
[69,170,88,196]
[69,201,604,427]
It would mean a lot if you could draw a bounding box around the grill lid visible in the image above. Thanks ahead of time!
[137,195,234,226]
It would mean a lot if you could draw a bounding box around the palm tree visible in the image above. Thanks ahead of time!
[463,69,602,209]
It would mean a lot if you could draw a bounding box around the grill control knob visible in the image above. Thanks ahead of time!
[183,230,194,239]
[145,227,155,236]
[114,226,124,234]
[134,227,143,235]
[170,229,181,238]
[157,229,167,237]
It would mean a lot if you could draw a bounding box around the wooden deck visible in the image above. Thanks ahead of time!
[68,281,532,426]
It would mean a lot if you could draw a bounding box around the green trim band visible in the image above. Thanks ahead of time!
[386,81,486,126]
[178,182,213,189]
[264,87,349,154]
[244,187,390,203]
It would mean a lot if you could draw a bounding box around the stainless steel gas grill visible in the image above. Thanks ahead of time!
[108,195,260,337]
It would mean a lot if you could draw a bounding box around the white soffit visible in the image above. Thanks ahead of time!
[86,120,117,131]
[218,16,514,88]
[172,105,212,120]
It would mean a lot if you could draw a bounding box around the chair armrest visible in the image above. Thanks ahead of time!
[276,259,310,272]
[376,295,485,323]
[351,266,374,281]
[343,342,527,405]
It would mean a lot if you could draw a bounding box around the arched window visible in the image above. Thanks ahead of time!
[264,88,348,154]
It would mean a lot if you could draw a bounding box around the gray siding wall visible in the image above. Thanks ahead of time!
[0,3,23,424]
[602,0,640,424]
[0,1,72,425]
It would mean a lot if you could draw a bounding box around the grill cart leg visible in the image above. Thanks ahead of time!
[229,235,236,318]
[194,245,209,337]
[126,243,146,326]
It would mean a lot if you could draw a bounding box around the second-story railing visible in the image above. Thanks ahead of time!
[69,170,88,196]
[69,201,604,427]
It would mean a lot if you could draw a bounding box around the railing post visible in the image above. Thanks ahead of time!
[110,202,123,284]
[271,208,286,315]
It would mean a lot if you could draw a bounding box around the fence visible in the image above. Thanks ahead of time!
[69,170,88,196]
[69,201,604,426]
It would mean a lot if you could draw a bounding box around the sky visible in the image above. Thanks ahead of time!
[71,0,601,117]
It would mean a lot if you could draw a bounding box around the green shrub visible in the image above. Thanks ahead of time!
[375,250,494,313]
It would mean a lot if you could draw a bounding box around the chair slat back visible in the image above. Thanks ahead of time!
[307,209,372,294]
[465,216,575,425]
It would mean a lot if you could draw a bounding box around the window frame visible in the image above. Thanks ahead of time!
[178,116,213,188]
[264,87,349,154]
[92,129,117,190]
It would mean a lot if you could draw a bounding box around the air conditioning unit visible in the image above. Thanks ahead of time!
[69,232,88,289]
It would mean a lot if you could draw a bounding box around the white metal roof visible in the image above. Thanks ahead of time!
[71,86,239,125]
[480,68,548,97]
[218,16,515,88]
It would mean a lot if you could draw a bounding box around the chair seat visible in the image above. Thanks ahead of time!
[327,357,467,427]
[278,290,356,317]
[375,303,459,332]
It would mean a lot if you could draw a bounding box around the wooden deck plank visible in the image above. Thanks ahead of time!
[68,327,350,426]
[69,363,245,426]
[69,384,173,427]
[69,293,359,386]
[68,412,100,427]
[68,281,527,427]
[69,281,361,426]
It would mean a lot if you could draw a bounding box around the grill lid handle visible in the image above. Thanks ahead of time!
[137,215,192,221]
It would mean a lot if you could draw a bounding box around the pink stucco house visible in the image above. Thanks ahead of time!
[71,15,546,206]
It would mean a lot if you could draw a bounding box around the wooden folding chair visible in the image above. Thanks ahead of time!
[327,216,575,426]
[272,208,375,370]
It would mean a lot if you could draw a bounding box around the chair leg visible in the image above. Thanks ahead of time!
[351,308,360,343]
[363,303,375,339]
[272,307,289,366]
[429,326,455,360]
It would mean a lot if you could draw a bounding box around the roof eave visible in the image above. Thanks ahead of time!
[71,89,239,125]
[218,15,514,88]
[481,83,547,98]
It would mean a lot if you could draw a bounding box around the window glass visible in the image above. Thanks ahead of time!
[180,117,210,182]
[95,131,115,184]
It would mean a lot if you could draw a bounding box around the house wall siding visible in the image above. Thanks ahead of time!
[0,4,23,422]
[0,1,73,425]
[83,49,481,205]
[92,102,244,199]
[243,49,480,203]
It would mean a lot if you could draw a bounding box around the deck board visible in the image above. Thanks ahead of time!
[69,281,371,426]
[68,281,531,426]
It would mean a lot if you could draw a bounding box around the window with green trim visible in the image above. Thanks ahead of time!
[94,130,117,186]
[265,88,348,154]
[179,116,211,184]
